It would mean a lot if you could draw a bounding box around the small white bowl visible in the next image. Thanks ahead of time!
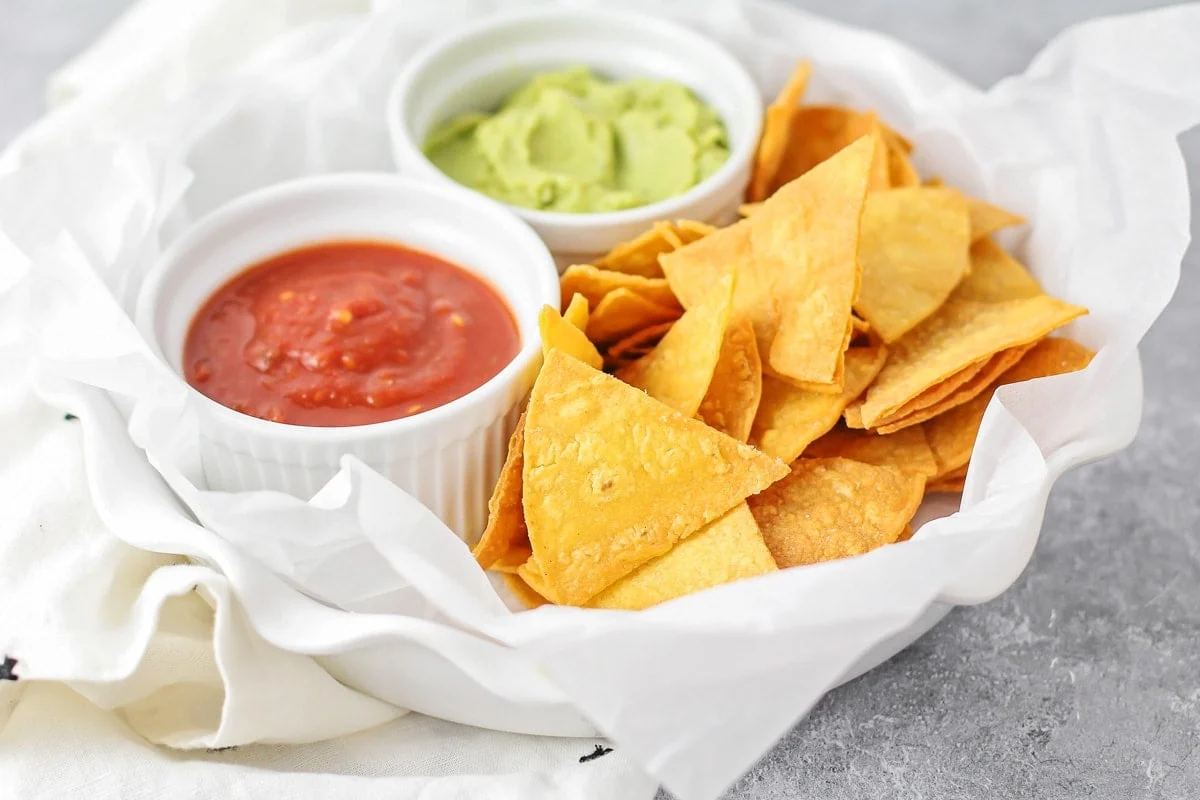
[136,173,559,540]
[387,7,763,265]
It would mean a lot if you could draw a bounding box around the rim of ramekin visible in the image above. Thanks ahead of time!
[386,6,764,231]
[135,172,559,443]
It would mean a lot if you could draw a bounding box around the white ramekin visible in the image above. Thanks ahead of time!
[387,7,764,266]
[135,173,559,540]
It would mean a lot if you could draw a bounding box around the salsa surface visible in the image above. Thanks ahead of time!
[184,240,519,427]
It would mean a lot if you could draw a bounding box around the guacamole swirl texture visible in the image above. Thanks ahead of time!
[423,67,730,213]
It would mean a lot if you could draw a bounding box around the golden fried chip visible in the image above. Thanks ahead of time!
[856,295,1086,427]
[588,503,776,610]
[957,238,1043,302]
[747,60,812,202]
[924,337,1095,477]
[472,414,528,570]
[737,201,762,218]
[491,544,533,574]
[770,107,891,195]
[750,345,887,462]
[855,187,971,342]
[586,289,682,345]
[749,457,926,567]
[873,342,1033,433]
[523,351,789,605]
[593,225,674,278]
[895,524,915,542]
[617,274,735,417]
[662,219,718,250]
[881,124,913,154]
[503,573,549,609]
[560,264,680,311]
[844,404,865,429]
[563,292,589,330]
[863,354,991,425]
[885,138,920,187]
[698,318,763,442]
[605,321,674,362]
[926,467,967,494]
[805,424,938,477]
[662,136,875,389]
[968,197,1025,243]
[539,305,603,370]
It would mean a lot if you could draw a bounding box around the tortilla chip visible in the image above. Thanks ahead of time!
[698,318,762,442]
[957,238,1043,302]
[523,350,788,605]
[924,337,1095,477]
[662,135,875,388]
[491,544,533,574]
[770,107,891,195]
[662,219,718,249]
[738,202,762,218]
[886,141,920,188]
[856,295,1087,427]
[617,274,736,417]
[560,264,680,311]
[881,124,913,154]
[968,197,1025,243]
[806,424,938,477]
[563,292,590,330]
[873,342,1034,433]
[854,187,971,343]
[862,355,990,425]
[844,404,865,429]
[503,573,549,609]
[749,457,926,567]
[588,503,777,610]
[895,524,915,543]
[586,289,682,345]
[539,305,603,370]
[927,468,967,493]
[605,321,674,362]
[747,60,812,202]
[472,414,528,571]
[750,345,887,463]
[593,225,674,278]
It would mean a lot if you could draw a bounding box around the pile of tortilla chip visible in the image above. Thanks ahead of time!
[472,61,1096,611]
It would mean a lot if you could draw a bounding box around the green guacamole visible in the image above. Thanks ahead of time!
[422,66,730,213]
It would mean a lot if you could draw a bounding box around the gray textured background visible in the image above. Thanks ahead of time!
[2,1,1197,798]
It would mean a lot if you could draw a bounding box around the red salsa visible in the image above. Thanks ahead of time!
[184,241,520,427]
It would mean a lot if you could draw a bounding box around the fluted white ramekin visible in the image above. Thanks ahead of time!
[135,173,559,540]
[387,7,764,266]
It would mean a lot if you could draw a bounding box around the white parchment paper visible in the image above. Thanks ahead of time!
[2,2,1198,798]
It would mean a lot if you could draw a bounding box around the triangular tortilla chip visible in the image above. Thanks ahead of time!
[737,201,762,218]
[805,424,937,477]
[661,219,718,250]
[586,289,681,345]
[523,350,788,605]
[750,345,887,463]
[472,414,528,570]
[873,342,1034,433]
[559,264,680,311]
[857,295,1085,427]
[968,197,1025,243]
[924,337,1095,478]
[617,273,735,417]
[895,524,916,543]
[747,60,813,202]
[604,321,674,366]
[594,225,675,278]
[491,544,532,574]
[662,135,875,389]
[885,138,920,187]
[588,503,777,610]
[539,305,603,370]
[957,238,1043,302]
[926,471,966,493]
[854,187,971,343]
[698,318,763,442]
[503,573,549,609]
[749,457,926,567]
[769,107,891,195]
[563,293,589,330]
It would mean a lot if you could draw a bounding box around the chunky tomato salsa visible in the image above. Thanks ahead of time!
[184,241,519,427]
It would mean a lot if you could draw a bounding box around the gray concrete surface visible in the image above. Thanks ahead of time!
[1,1,1196,798]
